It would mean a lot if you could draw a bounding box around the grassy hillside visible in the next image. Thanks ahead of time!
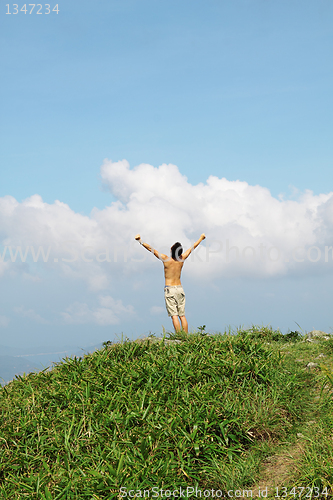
[0,327,332,499]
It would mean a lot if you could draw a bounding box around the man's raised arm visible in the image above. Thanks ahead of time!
[134,234,168,261]
[181,233,206,260]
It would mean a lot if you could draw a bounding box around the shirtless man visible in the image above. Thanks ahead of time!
[134,234,206,333]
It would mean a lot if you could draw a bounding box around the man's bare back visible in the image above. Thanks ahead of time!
[163,259,184,286]
[135,233,205,332]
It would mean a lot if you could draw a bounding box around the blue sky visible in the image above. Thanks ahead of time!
[1,0,333,350]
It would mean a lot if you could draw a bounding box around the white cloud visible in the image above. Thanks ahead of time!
[13,306,49,324]
[61,295,134,326]
[0,159,333,289]
[0,315,10,327]
[0,249,9,277]
[99,159,333,278]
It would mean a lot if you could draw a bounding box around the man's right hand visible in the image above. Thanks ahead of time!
[135,234,141,240]
[201,233,206,240]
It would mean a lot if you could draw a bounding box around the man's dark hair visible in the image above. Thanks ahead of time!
[171,242,183,261]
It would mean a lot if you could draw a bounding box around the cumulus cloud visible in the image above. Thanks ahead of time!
[13,306,49,324]
[100,159,333,277]
[0,159,333,289]
[61,295,134,325]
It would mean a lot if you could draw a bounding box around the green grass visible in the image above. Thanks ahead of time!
[0,327,331,499]
[285,337,333,496]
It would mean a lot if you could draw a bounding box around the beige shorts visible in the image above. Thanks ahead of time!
[164,285,186,317]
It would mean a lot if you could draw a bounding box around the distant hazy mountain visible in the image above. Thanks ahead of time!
[0,343,103,386]
[0,356,39,385]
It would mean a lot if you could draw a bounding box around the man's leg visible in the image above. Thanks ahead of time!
[180,315,188,333]
[171,316,181,332]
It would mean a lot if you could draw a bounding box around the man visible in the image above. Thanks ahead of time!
[134,233,206,333]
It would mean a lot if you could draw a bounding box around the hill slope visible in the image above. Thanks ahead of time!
[0,328,332,499]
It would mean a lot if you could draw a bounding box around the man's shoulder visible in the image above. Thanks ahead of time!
[164,259,184,269]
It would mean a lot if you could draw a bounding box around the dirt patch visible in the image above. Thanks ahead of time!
[250,442,304,498]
